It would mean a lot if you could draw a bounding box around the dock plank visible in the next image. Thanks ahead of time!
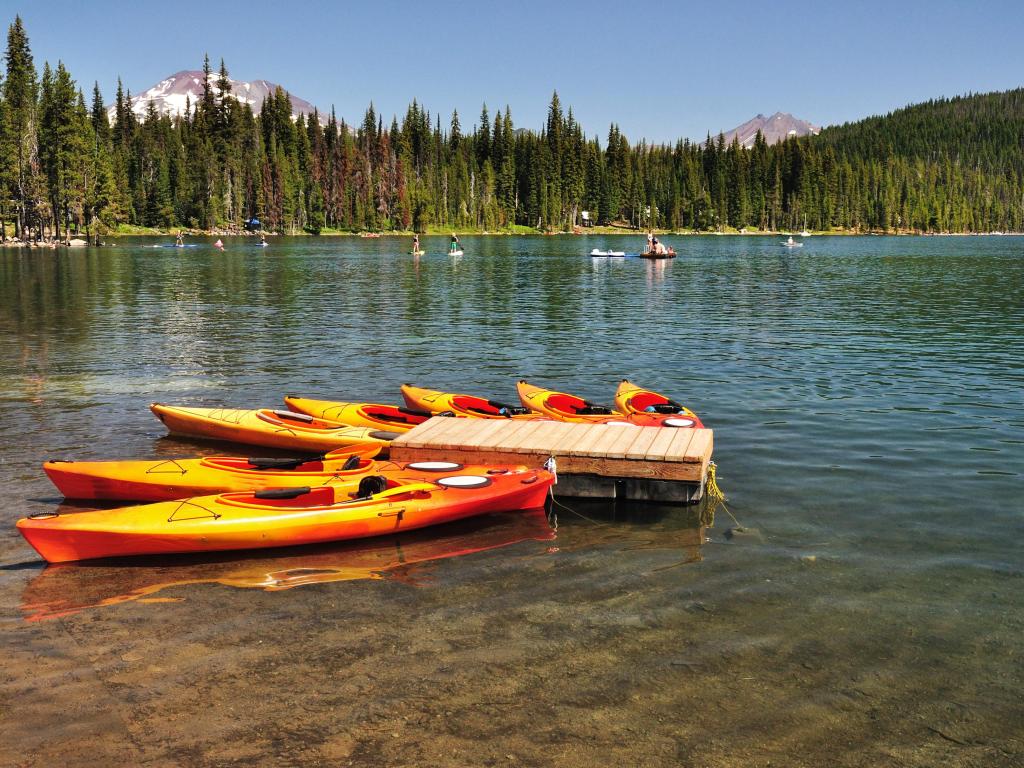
[419,417,470,450]
[516,421,583,454]
[390,416,451,448]
[602,425,653,459]
[445,418,506,448]
[565,424,611,457]
[622,427,664,460]
[683,429,714,476]
[649,427,694,461]
[591,424,642,457]
[473,418,539,449]
[664,427,698,461]
[501,421,548,453]
[643,427,679,461]
[547,422,601,455]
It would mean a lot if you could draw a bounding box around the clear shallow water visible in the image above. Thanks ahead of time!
[1,235,1022,766]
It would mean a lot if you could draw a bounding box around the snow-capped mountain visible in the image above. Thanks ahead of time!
[713,112,821,147]
[109,70,324,123]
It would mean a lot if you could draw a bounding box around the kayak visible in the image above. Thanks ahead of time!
[43,452,530,502]
[590,249,626,257]
[43,446,384,502]
[516,380,692,427]
[410,250,426,256]
[283,396,438,432]
[150,404,399,452]
[18,467,555,563]
[449,249,464,256]
[401,384,541,420]
[21,509,556,621]
[614,380,704,428]
[516,379,624,422]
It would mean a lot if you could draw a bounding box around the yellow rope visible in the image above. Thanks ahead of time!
[705,461,725,504]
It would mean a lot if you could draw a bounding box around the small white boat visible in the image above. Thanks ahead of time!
[449,249,464,256]
[590,248,625,257]
[781,236,803,248]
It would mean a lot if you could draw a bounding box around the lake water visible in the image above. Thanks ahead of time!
[1,235,1021,766]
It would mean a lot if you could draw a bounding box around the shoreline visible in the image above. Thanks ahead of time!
[1,229,1020,247]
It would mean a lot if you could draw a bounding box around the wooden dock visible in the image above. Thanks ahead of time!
[389,417,714,503]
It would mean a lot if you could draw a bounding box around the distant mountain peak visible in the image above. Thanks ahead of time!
[714,112,820,148]
[110,69,324,124]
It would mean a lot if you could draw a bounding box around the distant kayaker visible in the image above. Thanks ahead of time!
[449,234,460,254]
[214,238,224,251]
[260,234,268,247]
[413,234,420,254]
[175,231,184,247]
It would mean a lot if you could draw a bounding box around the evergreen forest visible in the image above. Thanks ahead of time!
[1,16,1022,241]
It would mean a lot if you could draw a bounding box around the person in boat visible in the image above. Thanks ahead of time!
[449,234,460,253]
[260,233,268,246]
[175,231,184,247]
[646,232,654,254]
[214,238,224,251]
[413,234,420,254]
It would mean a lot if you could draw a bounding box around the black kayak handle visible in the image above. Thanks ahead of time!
[247,455,323,470]
[254,486,311,500]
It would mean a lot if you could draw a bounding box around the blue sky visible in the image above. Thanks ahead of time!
[9,0,1024,143]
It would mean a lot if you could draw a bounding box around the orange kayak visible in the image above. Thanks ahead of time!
[44,453,531,503]
[150,404,398,452]
[283,396,438,432]
[44,446,387,502]
[401,383,541,419]
[515,380,688,427]
[18,467,554,563]
[614,380,704,428]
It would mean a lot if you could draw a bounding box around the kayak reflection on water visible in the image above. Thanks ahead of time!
[20,509,556,622]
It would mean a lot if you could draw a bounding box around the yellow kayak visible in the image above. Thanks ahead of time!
[400,383,540,419]
[516,380,693,427]
[283,396,438,432]
[614,379,704,427]
[150,404,399,452]
[516,380,624,422]
[43,446,386,502]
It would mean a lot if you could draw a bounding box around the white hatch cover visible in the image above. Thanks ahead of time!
[664,417,696,428]
[436,475,493,489]
[407,461,463,471]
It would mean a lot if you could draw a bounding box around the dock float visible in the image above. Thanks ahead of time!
[389,417,714,503]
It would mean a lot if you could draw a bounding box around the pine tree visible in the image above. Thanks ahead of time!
[1,15,38,239]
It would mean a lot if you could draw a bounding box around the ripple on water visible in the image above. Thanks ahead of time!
[0,235,1022,764]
